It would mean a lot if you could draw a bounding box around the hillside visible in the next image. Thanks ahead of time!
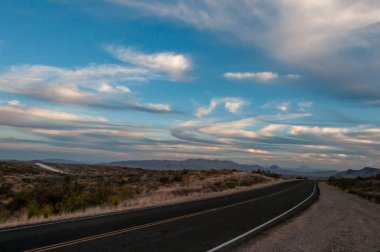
[0,160,279,227]
[334,167,380,178]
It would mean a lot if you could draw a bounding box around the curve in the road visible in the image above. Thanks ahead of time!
[0,180,318,252]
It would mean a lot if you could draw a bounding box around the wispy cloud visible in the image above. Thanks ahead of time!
[0,63,173,113]
[224,72,278,82]
[110,0,380,62]
[110,0,380,104]
[0,101,109,130]
[196,97,248,117]
[223,72,301,83]
[2,98,379,168]
[105,45,192,80]
[261,100,313,114]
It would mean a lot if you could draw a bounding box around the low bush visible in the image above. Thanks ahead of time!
[239,180,254,187]
[328,175,380,204]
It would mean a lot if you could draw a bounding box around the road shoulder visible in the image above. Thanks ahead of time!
[234,182,380,252]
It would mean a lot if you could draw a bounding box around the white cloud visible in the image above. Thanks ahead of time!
[199,118,258,138]
[110,0,380,102]
[97,82,131,93]
[276,103,289,113]
[196,97,247,117]
[255,124,287,137]
[224,72,302,83]
[1,101,108,125]
[224,72,279,82]
[0,64,173,113]
[146,103,172,112]
[8,100,22,107]
[246,149,270,155]
[0,64,143,103]
[112,0,380,63]
[289,126,348,136]
[261,101,290,113]
[225,100,243,113]
[105,45,192,80]
[196,99,218,117]
[261,100,313,113]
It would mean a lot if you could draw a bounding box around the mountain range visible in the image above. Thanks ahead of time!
[105,159,262,171]
[39,158,379,179]
[105,159,339,178]
[334,167,380,178]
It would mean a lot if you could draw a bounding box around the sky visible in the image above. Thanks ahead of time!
[1,0,380,170]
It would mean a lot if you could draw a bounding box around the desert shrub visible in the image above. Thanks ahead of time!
[268,173,282,179]
[172,174,183,183]
[118,186,136,199]
[328,177,356,190]
[26,201,40,219]
[41,204,53,218]
[211,182,224,191]
[107,186,136,207]
[6,194,28,212]
[108,195,121,206]
[224,179,238,189]
[21,178,32,183]
[58,194,87,212]
[0,207,11,222]
[181,169,189,175]
[0,183,12,195]
[206,169,219,176]
[193,171,205,180]
[328,175,380,204]
[239,180,254,187]
[159,176,170,184]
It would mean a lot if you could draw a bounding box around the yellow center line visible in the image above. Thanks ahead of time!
[25,182,303,252]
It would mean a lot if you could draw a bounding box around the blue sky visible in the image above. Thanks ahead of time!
[1,0,380,169]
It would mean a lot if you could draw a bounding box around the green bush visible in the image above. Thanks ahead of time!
[328,175,380,204]
[224,179,238,189]
[159,176,170,184]
[239,180,254,187]
[26,201,40,219]
[41,204,53,218]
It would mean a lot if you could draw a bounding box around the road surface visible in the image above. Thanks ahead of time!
[0,180,316,252]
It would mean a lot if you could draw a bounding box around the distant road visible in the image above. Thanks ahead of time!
[0,180,317,252]
[35,163,70,175]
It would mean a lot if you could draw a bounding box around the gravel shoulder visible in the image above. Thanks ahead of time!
[235,182,380,252]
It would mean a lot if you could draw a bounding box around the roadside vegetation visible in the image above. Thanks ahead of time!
[327,174,380,204]
[0,161,279,225]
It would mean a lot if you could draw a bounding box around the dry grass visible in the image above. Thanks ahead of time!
[327,174,380,203]
[0,160,282,228]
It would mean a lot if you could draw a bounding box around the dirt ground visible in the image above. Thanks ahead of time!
[235,182,380,252]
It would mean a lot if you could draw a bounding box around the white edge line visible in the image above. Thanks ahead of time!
[207,183,317,252]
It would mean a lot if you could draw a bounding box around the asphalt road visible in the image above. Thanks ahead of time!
[0,180,316,252]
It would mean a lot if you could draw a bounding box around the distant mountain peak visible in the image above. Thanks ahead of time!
[334,167,380,178]
[105,158,262,171]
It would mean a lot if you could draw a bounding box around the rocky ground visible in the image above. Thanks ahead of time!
[235,182,380,252]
